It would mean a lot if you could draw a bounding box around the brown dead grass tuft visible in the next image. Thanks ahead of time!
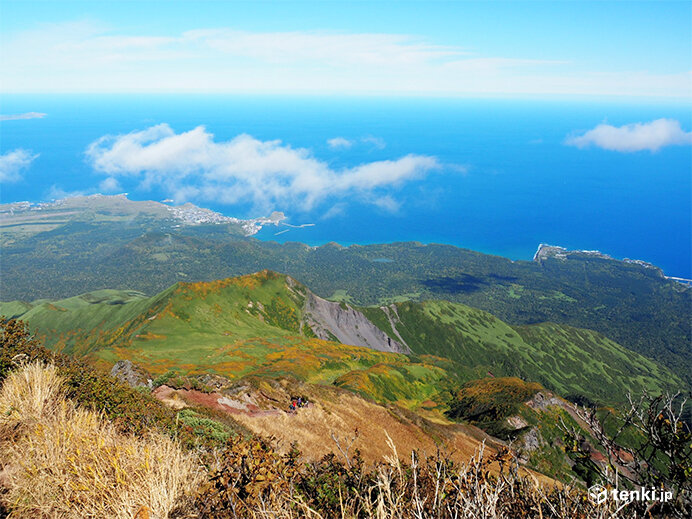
[0,362,202,518]
[0,362,63,431]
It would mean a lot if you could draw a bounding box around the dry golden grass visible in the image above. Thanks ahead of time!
[0,362,202,519]
[232,392,482,465]
[0,362,63,429]
[227,390,557,490]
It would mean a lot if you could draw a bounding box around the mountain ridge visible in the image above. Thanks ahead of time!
[2,271,681,411]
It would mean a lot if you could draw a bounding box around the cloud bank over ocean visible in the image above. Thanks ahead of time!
[85,124,441,211]
[566,119,692,152]
[0,149,39,182]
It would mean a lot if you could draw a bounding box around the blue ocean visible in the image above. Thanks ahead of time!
[1,95,690,278]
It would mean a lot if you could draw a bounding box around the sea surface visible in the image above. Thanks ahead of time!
[1,95,690,278]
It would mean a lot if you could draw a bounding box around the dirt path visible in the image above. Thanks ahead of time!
[153,385,281,417]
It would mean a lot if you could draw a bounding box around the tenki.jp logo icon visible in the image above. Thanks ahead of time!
[588,484,608,505]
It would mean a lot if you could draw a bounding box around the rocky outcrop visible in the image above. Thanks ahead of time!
[110,360,152,388]
[525,391,562,411]
[303,292,410,354]
[506,415,529,430]
[517,427,543,461]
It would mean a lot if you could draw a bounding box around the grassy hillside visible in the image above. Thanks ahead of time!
[2,272,681,412]
[1,272,466,414]
[2,291,688,513]
[0,318,491,476]
[0,362,201,518]
[360,300,683,406]
[511,322,678,404]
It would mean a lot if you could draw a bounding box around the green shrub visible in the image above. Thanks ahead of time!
[177,409,231,444]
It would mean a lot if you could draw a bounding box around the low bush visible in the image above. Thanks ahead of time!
[178,437,632,519]
[178,409,232,444]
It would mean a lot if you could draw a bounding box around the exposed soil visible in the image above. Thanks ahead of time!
[153,385,280,417]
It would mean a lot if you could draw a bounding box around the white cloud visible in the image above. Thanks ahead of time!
[0,23,472,94]
[328,136,386,150]
[327,137,353,149]
[566,119,692,152]
[46,185,88,200]
[321,203,347,220]
[0,149,38,182]
[85,124,440,211]
[0,112,47,121]
[98,176,122,193]
[371,195,400,213]
[191,29,463,66]
[361,136,386,150]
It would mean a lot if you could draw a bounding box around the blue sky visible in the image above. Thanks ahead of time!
[1,0,690,97]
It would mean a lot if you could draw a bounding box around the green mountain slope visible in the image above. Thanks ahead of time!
[361,300,681,406]
[1,272,467,413]
[445,376,603,481]
[2,272,681,411]
[512,322,676,404]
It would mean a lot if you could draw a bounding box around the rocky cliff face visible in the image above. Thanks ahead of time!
[303,292,410,354]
